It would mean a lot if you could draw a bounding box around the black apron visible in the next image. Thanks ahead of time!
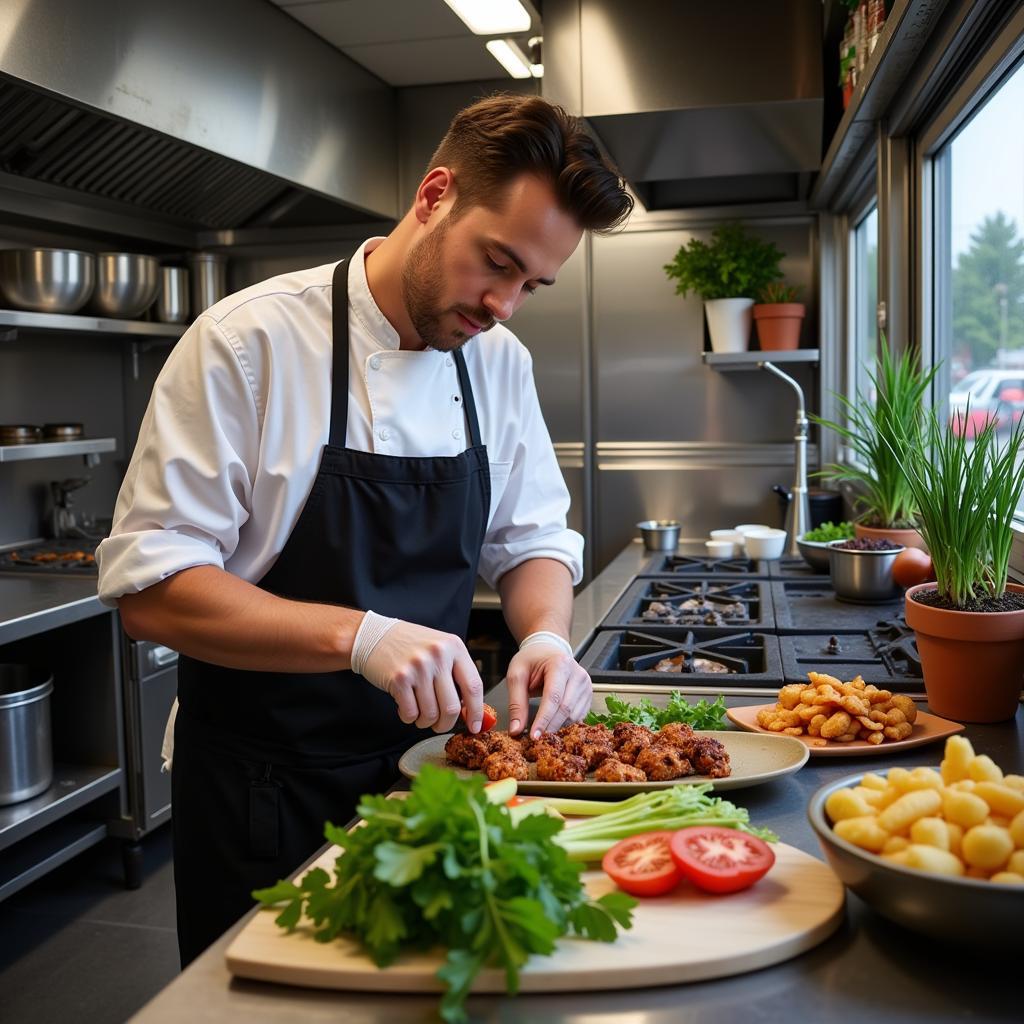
[171,260,490,966]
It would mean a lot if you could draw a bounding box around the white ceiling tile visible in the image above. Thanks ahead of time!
[282,0,470,46]
[340,34,516,86]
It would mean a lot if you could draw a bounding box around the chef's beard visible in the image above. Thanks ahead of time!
[402,218,493,352]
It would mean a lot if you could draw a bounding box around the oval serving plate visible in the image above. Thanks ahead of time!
[727,704,964,757]
[398,729,809,796]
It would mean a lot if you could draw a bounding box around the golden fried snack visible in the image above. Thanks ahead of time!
[482,751,529,781]
[657,722,696,747]
[594,758,647,783]
[635,743,693,781]
[522,733,563,762]
[444,733,490,769]
[536,752,587,782]
[820,711,853,739]
[578,737,615,770]
[612,722,653,748]
[486,731,525,756]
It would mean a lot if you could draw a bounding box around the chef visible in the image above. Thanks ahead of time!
[97,93,633,965]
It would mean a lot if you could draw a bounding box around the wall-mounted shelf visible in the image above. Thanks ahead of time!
[0,437,117,463]
[0,308,184,339]
[703,349,820,373]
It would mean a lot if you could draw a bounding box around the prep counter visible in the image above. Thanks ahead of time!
[129,540,1022,1024]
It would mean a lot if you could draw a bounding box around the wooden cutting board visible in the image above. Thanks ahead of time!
[226,842,845,993]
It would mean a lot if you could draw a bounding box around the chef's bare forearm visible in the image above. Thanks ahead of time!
[497,557,573,645]
[117,564,363,672]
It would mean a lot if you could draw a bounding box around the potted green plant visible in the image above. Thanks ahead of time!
[886,406,1024,722]
[812,339,935,550]
[753,282,805,351]
[663,223,783,353]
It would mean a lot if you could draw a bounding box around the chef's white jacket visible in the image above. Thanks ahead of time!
[97,238,583,605]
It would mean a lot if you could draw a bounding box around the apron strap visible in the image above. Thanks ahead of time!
[453,348,483,449]
[329,260,349,449]
[329,256,483,450]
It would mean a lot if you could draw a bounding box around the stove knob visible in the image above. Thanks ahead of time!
[826,635,842,655]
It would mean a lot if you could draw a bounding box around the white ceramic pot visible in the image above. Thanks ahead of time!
[704,297,754,353]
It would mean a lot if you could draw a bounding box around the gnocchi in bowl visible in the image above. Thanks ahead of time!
[807,736,1023,948]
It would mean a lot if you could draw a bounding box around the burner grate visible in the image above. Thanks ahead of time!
[642,553,769,577]
[603,577,773,633]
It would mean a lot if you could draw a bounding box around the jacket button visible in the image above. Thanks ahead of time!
[370,355,382,371]
[379,427,390,441]
[445,357,453,367]
[452,429,462,440]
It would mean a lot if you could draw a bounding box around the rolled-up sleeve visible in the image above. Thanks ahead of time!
[97,317,260,605]
[477,352,584,589]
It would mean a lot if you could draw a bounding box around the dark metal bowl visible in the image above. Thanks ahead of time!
[808,770,1023,950]
[796,535,831,572]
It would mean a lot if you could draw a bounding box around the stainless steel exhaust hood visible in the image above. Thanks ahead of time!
[543,0,824,209]
[0,0,399,232]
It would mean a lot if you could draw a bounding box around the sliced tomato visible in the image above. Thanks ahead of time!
[669,826,775,894]
[460,702,498,733]
[602,831,681,897]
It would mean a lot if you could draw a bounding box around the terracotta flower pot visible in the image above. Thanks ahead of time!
[855,522,927,552]
[752,302,805,351]
[905,582,1024,723]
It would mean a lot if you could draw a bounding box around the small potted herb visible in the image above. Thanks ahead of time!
[813,339,935,549]
[664,224,783,354]
[887,406,1024,722]
[753,282,805,351]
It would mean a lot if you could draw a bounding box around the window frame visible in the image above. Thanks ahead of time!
[915,7,1024,577]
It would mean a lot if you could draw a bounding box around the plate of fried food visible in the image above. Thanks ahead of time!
[727,672,964,756]
[398,720,809,795]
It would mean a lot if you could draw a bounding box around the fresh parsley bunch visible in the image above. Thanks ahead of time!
[252,765,636,1023]
[585,691,727,731]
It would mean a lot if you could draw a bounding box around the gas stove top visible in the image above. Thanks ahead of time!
[770,579,904,633]
[0,540,100,576]
[579,629,784,687]
[778,618,924,691]
[602,578,774,633]
[641,553,771,577]
[767,555,827,579]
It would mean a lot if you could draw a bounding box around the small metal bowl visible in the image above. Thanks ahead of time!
[796,535,832,572]
[808,770,1023,950]
[828,540,904,602]
[637,520,681,552]
[91,253,160,319]
[0,248,95,313]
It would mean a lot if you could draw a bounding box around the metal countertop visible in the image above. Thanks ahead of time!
[129,540,1023,1024]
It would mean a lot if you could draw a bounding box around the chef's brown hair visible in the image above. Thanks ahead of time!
[427,93,633,233]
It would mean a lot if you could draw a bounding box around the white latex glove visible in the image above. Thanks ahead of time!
[351,611,485,733]
[505,631,592,739]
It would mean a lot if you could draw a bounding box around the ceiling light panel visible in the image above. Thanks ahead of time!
[485,39,532,79]
[443,0,531,35]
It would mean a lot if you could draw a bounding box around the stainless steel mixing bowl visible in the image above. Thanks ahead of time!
[91,252,160,319]
[0,248,95,313]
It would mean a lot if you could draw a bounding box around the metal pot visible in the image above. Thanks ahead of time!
[828,541,905,603]
[0,248,95,314]
[91,253,160,319]
[0,665,54,806]
[637,520,681,552]
[156,265,190,323]
[188,252,227,317]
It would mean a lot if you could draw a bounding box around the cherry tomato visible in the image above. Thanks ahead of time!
[602,832,681,897]
[891,547,934,589]
[460,702,498,733]
[669,826,775,894]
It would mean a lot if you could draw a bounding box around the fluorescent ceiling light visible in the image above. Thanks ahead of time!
[443,0,531,35]
[486,39,532,79]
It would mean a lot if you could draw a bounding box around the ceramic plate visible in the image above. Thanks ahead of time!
[398,729,809,795]
[726,704,964,757]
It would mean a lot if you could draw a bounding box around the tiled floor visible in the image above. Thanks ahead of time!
[0,828,180,1024]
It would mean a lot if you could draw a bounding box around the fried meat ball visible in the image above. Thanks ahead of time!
[594,758,647,783]
[689,735,731,779]
[522,733,564,762]
[536,751,587,782]
[657,722,696,747]
[486,731,524,756]
[612,722,653,749]
[444,732,490,770]
[634,743,693,782]
[614,727,654,766]
[482,750,529,782]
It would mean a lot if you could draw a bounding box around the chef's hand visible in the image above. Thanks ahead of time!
[505,632,592,739]
[352,612,484,733]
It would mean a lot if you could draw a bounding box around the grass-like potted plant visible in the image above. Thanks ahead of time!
[886,406,1024,722]
[813,339,935,550]
[664,223,783,353]
[753,282,805,351]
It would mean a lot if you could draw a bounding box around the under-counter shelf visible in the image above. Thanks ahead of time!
[0,307,184,339]
[703,349,819,372]
[0,763,121,853]
[0,819,108,902]
[0,437,117,463]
